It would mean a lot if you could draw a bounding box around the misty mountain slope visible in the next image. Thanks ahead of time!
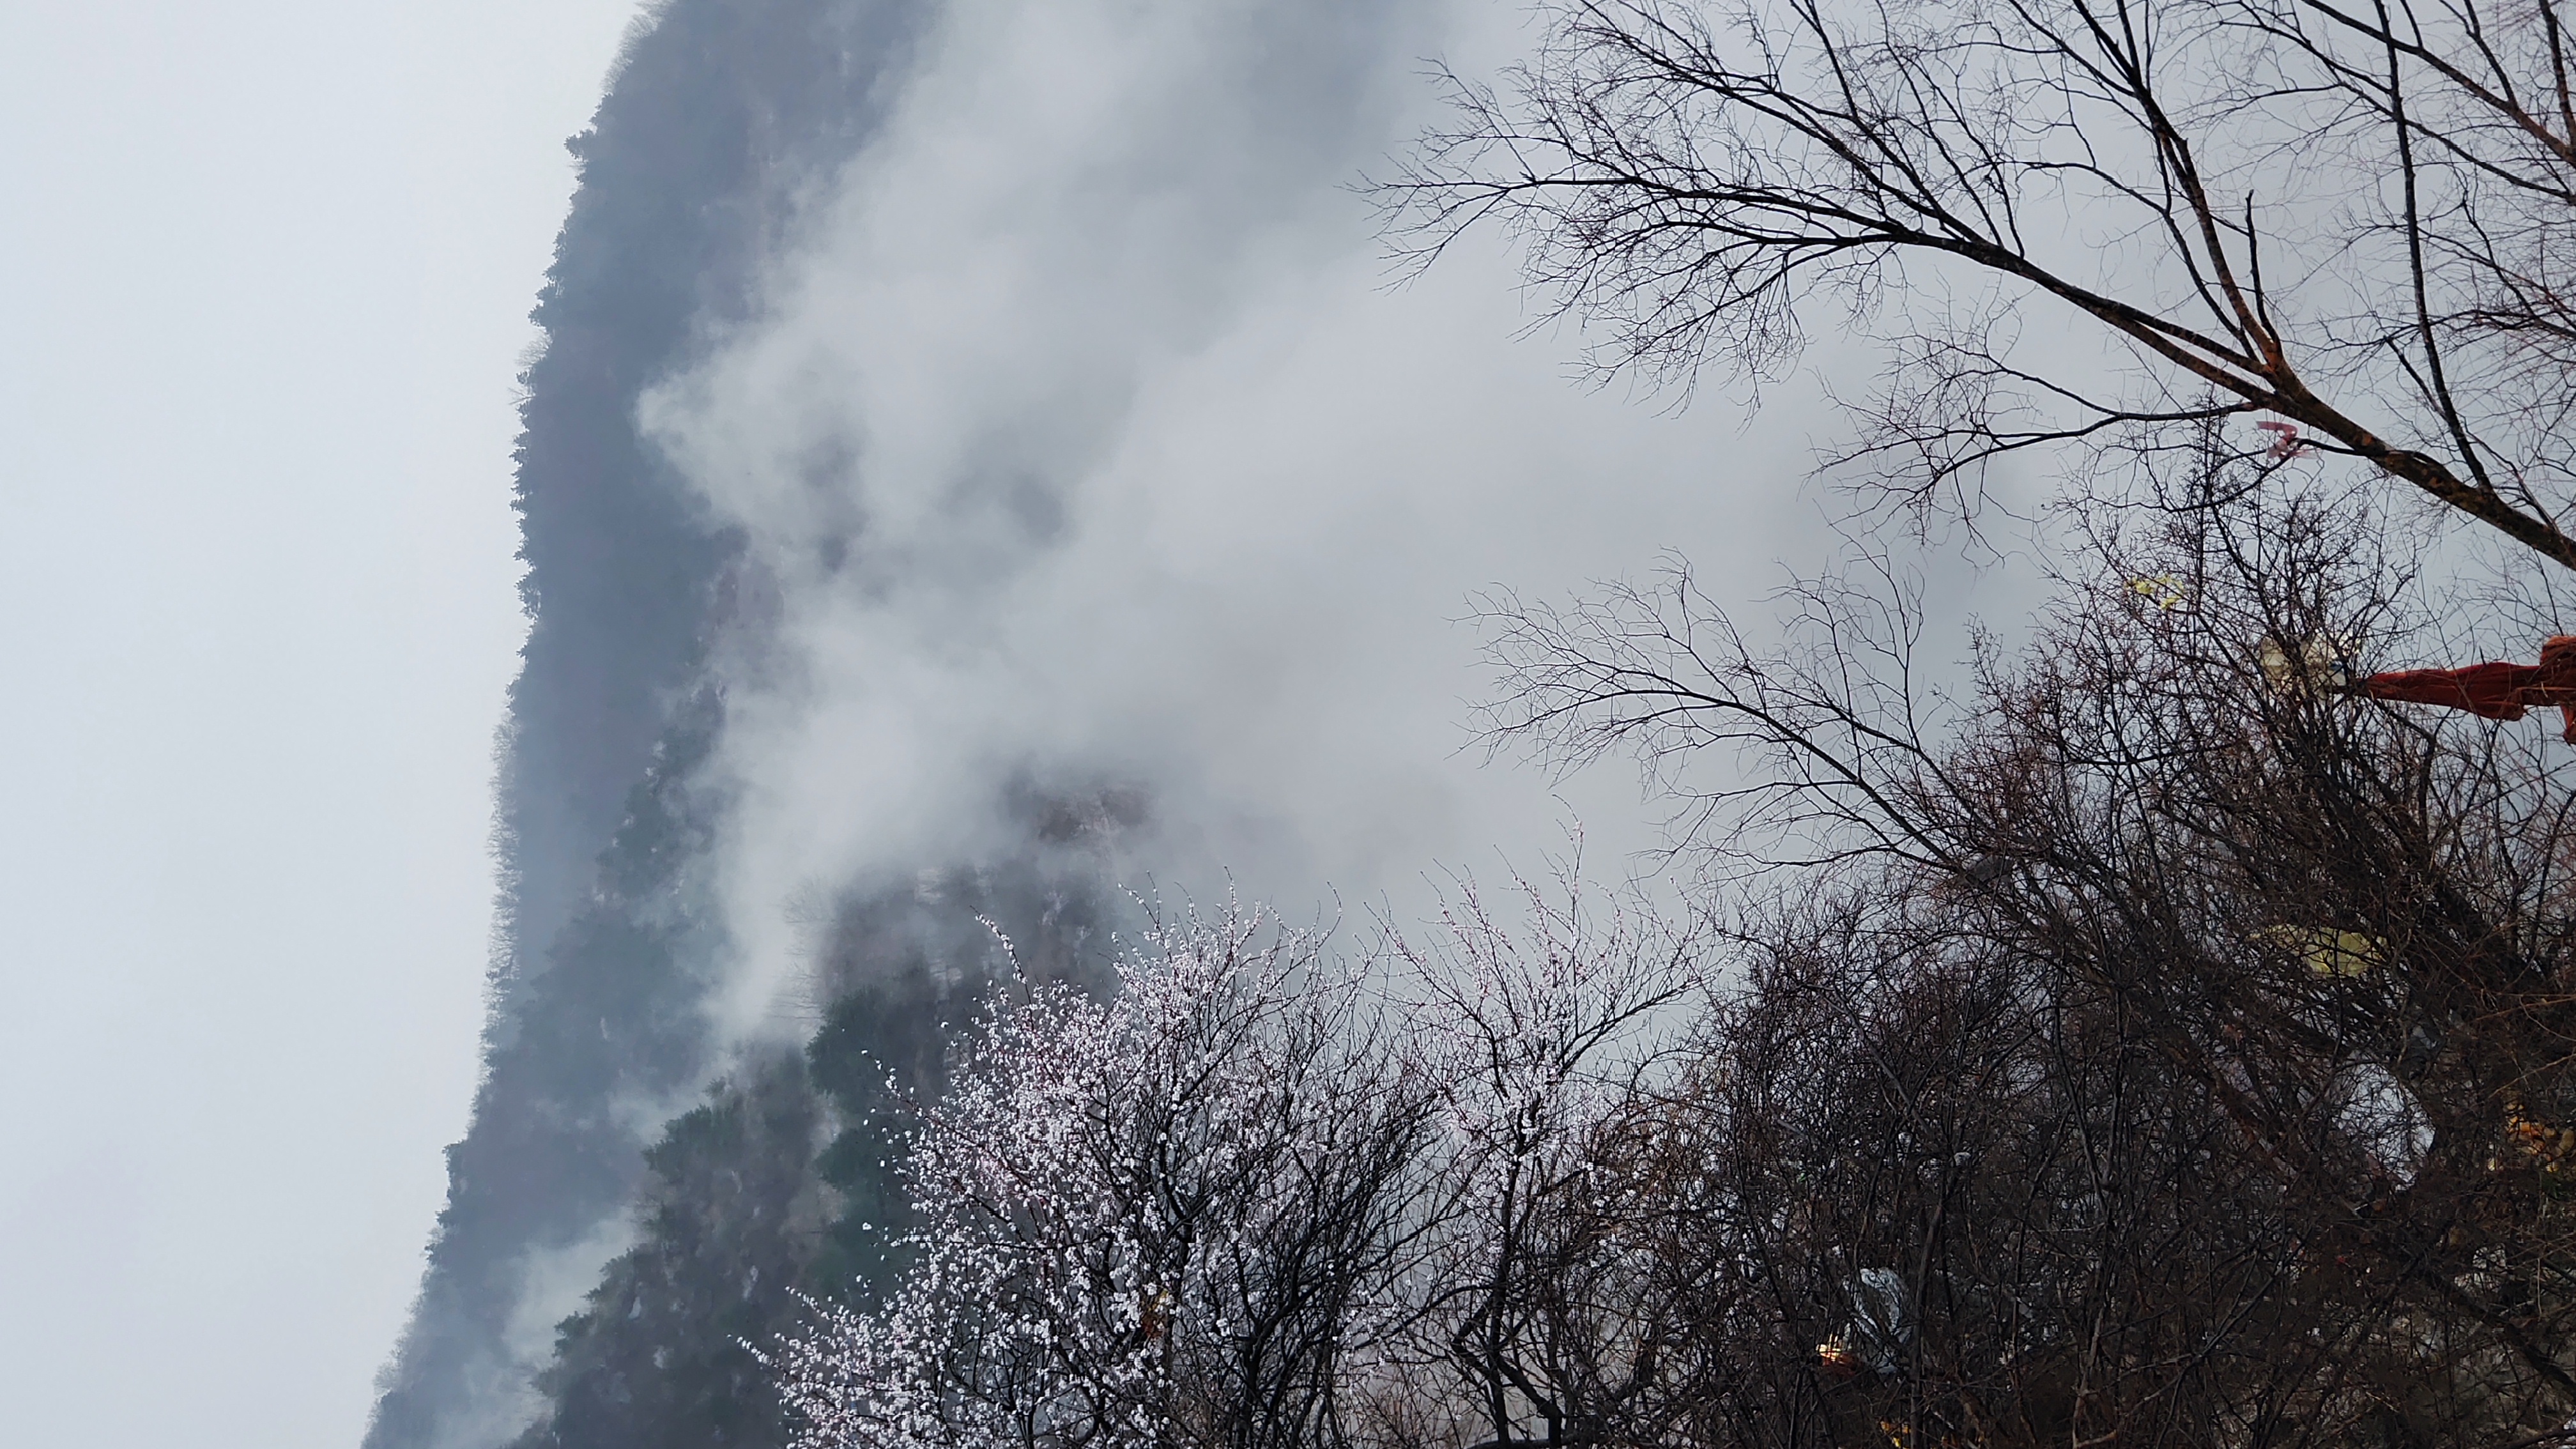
[505,1054,826,1449]
[369,3,923,1447]
[496,0,921,997]
[371,700,729,1449]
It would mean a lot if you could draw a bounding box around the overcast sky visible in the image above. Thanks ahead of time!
[0,4,643,1445]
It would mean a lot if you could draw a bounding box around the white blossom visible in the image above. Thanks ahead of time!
[772,880,1703,1449]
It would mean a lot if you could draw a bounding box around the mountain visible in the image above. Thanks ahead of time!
[365,5,924,1444]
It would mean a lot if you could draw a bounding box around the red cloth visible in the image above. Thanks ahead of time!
[2354,636,2576,740]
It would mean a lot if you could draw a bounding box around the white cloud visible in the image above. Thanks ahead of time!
[642,0,1912,1043]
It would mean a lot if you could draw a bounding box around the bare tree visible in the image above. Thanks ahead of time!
[1469,473,2576,1445]
[1389,0,2576,566]
[1386,875,1708,1449]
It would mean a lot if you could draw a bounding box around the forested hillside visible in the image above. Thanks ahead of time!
[367,3,927,1443]
[505,844,1126,1449]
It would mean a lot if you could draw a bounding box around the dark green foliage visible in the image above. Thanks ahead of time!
[511,1059,825,1449]
[795,841,1130,1300]
[506,959,980,1449]
[376,700,727,1449]
[503,831,1134,1449]
[802,972,957,1300]
[497,0,924,970]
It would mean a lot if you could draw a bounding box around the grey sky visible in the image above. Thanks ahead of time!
[0,4,642,1446]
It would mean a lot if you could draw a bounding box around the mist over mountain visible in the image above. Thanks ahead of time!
[368,1,1849,1445]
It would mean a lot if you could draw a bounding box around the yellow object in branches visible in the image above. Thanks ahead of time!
[2253,925,2386,977]
[2126,574,2189,611]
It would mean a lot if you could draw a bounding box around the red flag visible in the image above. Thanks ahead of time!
[2352,636,2576,740]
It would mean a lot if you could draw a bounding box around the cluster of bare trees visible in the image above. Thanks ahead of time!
[1464,473,2576,1446]
[1379,1,2576,1430]
[767,1,2576,1445]
[772,477,2576,1449]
